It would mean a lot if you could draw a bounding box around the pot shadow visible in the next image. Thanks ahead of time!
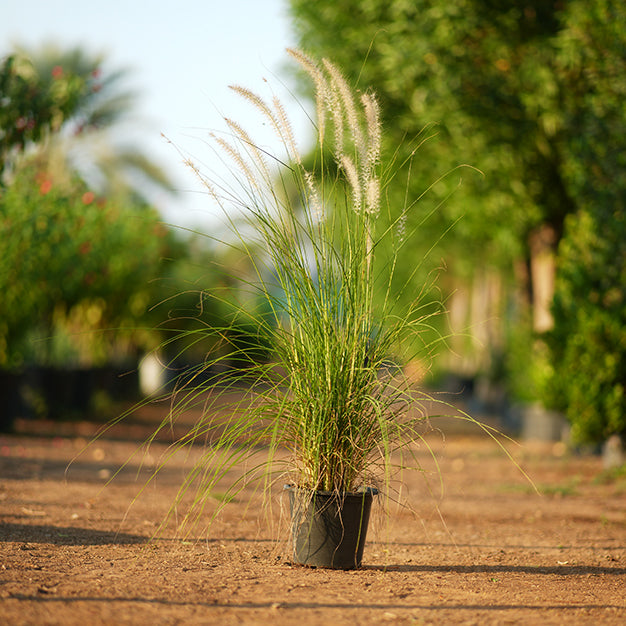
[362,563,626,576]
[5,595,626,615]
[371,539,626,551]
[0,522,146,546]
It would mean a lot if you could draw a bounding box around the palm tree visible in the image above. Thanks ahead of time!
[9,42,174,199]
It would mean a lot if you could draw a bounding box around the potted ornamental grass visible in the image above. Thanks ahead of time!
[112,49,486,569]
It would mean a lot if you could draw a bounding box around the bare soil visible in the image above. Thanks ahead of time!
[1,404,625,625]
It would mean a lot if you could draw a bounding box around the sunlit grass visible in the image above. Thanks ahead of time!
[89,49,528,540]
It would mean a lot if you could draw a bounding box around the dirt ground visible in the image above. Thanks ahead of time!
[1,403,625,625]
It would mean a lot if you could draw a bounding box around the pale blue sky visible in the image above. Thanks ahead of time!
[1,0,309,227]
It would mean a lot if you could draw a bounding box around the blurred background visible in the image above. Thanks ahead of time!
[1,1,625,455]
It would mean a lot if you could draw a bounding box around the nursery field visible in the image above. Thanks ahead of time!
[1,402,625,625]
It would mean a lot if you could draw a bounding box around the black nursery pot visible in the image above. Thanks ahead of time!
[285,484,378,569]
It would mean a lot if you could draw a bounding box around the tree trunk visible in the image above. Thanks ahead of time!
[528,225,557,333]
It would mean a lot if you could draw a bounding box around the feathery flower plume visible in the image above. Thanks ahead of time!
[286,48,329,145]
[326,81,345,162]
[229,85,285,147]
[322,59,364,158]
[224,117,272,183]
[184,158,221,204]
[365,177,380,216]
[340,154,362,213]
[361,92,381,172]
[211,132,260,192]
[272,95,301,164]
[304,169,323,221]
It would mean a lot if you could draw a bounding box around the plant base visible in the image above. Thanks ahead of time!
[285,485,377,569]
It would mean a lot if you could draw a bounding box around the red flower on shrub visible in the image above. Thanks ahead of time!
[79,241,92,255]
[51,65,64,79]
[82,191,95,205]
[39,179,53,195]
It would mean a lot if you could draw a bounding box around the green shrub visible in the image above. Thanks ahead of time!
[547,209,626,445]
[0,161,181,368]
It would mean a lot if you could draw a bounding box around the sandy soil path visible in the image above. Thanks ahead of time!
[1,411,625,625]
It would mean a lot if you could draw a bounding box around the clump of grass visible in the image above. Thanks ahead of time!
[104,49,491,538]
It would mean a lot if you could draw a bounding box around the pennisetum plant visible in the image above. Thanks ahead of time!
[96,49,522,567]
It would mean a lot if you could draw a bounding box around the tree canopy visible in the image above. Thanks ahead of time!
[0,51,88,182]
[289,0,625,267]
[0,45,180,370]
[289,0,626,443]
[1,44,173,199]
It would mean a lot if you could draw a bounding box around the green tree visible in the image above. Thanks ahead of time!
[287,0,571,384]
[548,210,626,445]
[288,0,561,267]
[1,44,173,199]
[0,159,182,369]
[546,0,626,445]
[0,52,89,182]
[288,1,626,415]
[0,43,187,368]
